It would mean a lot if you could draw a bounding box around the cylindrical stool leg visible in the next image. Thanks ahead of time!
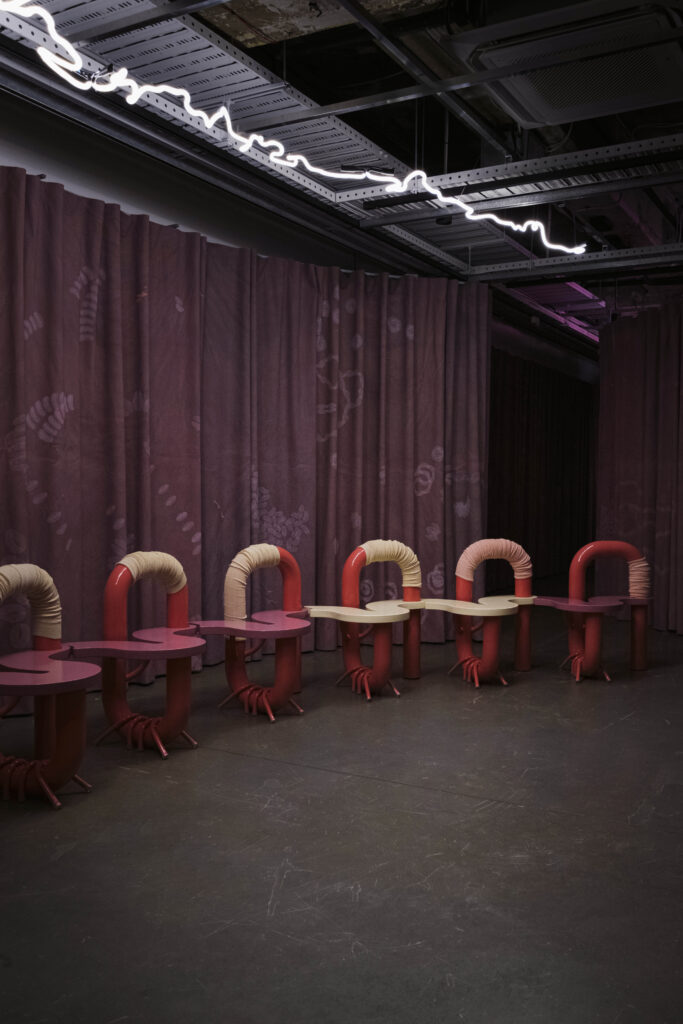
[402,608,421,679]
[630,604,648,671]
[33,695,56,760]
[514,605,532,671]
[479,617,502,682]
[582,613,603,678]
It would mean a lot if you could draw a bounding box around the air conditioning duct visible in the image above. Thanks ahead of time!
[450,0,683,128]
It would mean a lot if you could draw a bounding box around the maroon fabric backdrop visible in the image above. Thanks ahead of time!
[597,301,683,633]
[0,167,490,657]
[487,347,597,592]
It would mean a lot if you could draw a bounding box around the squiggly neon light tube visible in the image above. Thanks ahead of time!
[2,0,587,255]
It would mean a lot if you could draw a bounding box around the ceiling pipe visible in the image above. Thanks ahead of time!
[331,0,510,157]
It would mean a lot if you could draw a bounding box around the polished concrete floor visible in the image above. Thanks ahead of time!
[1,608,682,1024]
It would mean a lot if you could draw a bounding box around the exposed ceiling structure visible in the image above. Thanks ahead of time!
[2,0,683,346]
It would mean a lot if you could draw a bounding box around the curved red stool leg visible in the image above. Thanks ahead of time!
[565,540,650,679]
[98,552,197,758]
[221,545,307,719]
[340,540,422,699]
[0,564,99,807]
[453,539,533,685]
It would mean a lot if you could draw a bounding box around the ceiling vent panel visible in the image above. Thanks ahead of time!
[452,1,683,128]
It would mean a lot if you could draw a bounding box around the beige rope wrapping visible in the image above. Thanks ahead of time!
[455,538,533,581]
[224,544,281,621]
[627,556,650,599]
[0,563,62,639]
[117,551,187,594]
[361,539,422,588]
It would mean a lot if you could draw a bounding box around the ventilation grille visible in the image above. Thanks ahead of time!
[454,7,683,128]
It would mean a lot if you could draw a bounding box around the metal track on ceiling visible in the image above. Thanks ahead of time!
[0,0,534,276]
[2,0,683,338]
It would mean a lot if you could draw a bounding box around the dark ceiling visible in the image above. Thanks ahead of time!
[2,0,683,345]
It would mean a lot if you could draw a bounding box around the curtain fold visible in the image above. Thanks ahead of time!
[1,167,491,658]
[597,302,683,632]
[487,347,596,592]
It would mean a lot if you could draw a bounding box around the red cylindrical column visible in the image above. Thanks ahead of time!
[567,541,649,677]
[631,604,648,671]
[582,612,604,678]
[402,586,422,680]
[224,546,305,719]
[454,573,480,676]
[513,577,533,672]
[32,634,61,759]
[0,565,92,807]
[340,546,404,698]
[454,539,533,684]
[101,558,194,755]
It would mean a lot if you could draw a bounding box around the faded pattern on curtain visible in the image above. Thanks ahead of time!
[597,301,683,632]
[0,167,490,658]
[0,167,203,657]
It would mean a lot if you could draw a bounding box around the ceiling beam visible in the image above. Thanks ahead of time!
[238,23,683,133]
[335,132,683,203]
[331,0,510,157]
[468,244,683,282]
[0,40,445,278]
[72,1,226,44]
[359,168,683,228]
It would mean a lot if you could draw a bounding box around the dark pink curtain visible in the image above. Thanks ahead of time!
[0,167,490,657]
[597,300,683,632]
[487,347,596,592]
[0,167,203,654]
[313,269,489,644]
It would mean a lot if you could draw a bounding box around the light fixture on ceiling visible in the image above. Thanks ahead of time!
[1,0,587,256]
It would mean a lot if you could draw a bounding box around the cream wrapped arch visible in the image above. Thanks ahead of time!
[455,539,532,582]
[223,543,281,621]
[0,563,61,639]
[117,551,187,594]
[627,557,650,599]
[360,539,422,589]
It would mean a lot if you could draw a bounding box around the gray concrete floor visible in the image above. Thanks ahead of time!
[1,608,682,1024]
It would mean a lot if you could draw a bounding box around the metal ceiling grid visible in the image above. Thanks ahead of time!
[4,0,547,274]
[3,0,683,343]
[41,1,159,32]
[1,6,378,205]
[469,243,683,281]
[33,1,406,189]
[334,132,683,202]
[0,0,598,280]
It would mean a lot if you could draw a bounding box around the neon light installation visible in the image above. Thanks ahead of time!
[1,0,587,256]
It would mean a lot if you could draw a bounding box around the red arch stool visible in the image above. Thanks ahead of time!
[308,539,420,701]
[93,551,205,758]
[537,540,650,680]
[203,544,310,721]
[451,539,534,686]
[0,564,99,808]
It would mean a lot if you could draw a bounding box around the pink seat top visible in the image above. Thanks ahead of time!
[194,609,311,639]
[69,627,206,658]
[0,647,101,696]
[535,596,625,614]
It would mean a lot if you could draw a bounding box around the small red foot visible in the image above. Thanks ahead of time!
[218,685,250,709]
[72,774,92,793]
[94,713,139,746]
[149,723,169,760]
[261,694,276,724]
